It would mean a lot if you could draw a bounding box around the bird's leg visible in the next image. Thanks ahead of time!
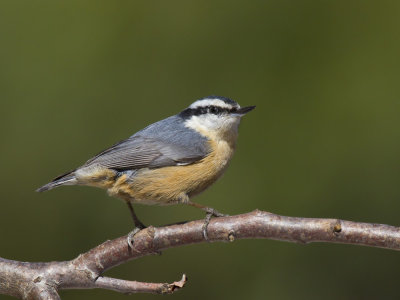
[126,201,146,247]
[186,201,229,241]
[186,200,228,217]
[127,201,146,228]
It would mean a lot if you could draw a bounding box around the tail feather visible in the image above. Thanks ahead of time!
[36,170,77,192]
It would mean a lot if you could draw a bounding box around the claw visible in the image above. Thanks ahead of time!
[126,202,147,248]
[202,209,229,241]
[204,207,228,218]
[202,212,213,240]
[185,201,228,241]
[127,227,144,248]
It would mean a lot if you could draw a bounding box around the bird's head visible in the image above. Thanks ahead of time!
[180,96,255,140]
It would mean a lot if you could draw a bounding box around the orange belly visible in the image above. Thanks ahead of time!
[108,139,235,205]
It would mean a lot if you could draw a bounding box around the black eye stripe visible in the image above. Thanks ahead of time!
[179,105,238,119]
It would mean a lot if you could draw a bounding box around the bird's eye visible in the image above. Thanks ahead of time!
[210,106,221,114]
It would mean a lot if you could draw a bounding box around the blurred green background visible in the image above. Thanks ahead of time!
[1,1,400,299]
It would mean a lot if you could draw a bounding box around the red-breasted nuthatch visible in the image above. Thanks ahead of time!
[37,96,255,244]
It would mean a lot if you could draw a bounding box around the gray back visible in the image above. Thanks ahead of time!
[82,115,210,171]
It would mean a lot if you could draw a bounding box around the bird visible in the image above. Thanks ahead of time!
[37,96,255,245]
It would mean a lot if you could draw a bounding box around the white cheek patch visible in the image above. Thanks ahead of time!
[189,99,237,110]
[184,115,220,134]
[184,114,241,136]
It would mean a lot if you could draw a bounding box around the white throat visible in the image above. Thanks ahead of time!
[184,114,241,143]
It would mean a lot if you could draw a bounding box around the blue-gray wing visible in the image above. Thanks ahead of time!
[83,116,210,171]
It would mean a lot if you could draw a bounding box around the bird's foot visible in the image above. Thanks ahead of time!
[127,225,146,248]
[202,208,229,241]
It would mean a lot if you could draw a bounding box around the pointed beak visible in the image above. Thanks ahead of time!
[235,106,256,116]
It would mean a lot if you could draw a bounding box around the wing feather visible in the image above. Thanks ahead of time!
[83,135,209,171]
[82,115,210,171]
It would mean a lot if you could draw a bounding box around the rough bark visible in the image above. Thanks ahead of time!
[1,210,400,299]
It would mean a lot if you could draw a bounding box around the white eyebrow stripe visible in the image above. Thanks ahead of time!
[189,99,238,109]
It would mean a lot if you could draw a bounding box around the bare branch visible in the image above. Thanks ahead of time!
[88,275,187,294]
[1,210,400,299]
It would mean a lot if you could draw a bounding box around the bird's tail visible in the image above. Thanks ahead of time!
[36,170,77,192]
